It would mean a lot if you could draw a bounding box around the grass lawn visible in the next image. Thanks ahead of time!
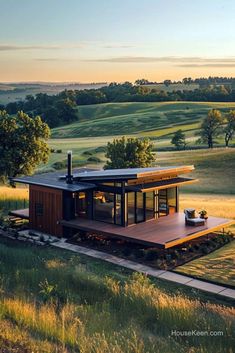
[175,241,235,287]
[0,237,234,353]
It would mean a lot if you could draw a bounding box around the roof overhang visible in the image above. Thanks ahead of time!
[125,177,198,192]
[12,177,96,192]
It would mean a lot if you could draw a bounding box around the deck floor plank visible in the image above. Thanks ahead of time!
[61,213,234,248]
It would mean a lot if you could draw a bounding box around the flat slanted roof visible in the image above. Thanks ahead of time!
[71,165,194,181]
[12,168,97,192]
[12,165,195,189]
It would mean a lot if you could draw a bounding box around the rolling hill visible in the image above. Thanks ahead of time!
[52,101,235,139]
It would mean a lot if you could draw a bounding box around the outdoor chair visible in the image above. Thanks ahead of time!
[184,208,206,226]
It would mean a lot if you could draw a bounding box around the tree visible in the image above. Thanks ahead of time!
[163,80,172,87]
[0,110,50,181]
[171,130,186,150]
[104,137,155,169]
[224,110,235,147]
[135,79,150,85]
[182,77,193,85]
[199,109,223,148]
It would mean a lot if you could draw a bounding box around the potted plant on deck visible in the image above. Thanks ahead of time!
[199,209,208,219]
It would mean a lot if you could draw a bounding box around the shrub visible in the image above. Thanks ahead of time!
[171,250,180,259]
[39,279,58,303]
[132,248,145,259]
[56,149,62,153]
[52,161,67,170]
[121,247,132,257]
[94,146,106,153]
[144,248,159,261]
[201,246,210,255]
[82,150,93,156]
[193,244,200,251]
[50,148,55,153]
[87,156,101,163]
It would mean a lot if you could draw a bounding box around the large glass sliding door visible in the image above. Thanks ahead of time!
[126,187,178,224]
[93,190,122,225]
[145,191,155,221]
[167,187,177,214]
[75,192,88,218]
[158,187,177,217]
[127,191,154,225]
[128,192,144,225]
[158,189,168,217]
[127,192,136,225]
[136,192,144,223]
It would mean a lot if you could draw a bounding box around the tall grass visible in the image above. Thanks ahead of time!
[180,194,235,220]
[0,186,29,213]
[0,238,234,353]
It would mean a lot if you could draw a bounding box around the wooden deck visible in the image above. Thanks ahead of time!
[61,213,234,249]
[9,208,29,220]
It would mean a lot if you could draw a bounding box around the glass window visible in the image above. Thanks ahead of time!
[35,203,43,216]
[127,192,135,225]
[136,192,144,223]
[158,189,168,216]
[167,187,177,214]
[93,191,115,224]
[99,182,114,186]
[146,191,155,220]
[115,194,122,225]
[76,192,87,218]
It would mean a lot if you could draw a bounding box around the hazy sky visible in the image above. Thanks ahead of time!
[1,0,235,82]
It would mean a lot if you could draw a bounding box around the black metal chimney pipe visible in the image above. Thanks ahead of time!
[66,150,73,184]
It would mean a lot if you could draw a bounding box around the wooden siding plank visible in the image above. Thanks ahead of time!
[29,185,63,236]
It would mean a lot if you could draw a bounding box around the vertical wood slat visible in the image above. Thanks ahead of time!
[29,185,63,236]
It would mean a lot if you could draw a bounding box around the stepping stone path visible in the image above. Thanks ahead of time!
[53,238,235,301]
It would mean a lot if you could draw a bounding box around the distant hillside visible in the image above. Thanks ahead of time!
[0,82,107,104]
[51,101,235,138]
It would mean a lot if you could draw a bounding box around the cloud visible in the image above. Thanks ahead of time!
[177,63,235,68]
[35,58,72,62]
[0,42,137,53]
[88,56,235,66]
[102,44,136,49]
[0,44,84,51]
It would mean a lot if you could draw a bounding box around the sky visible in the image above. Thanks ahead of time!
[0,0,235,82]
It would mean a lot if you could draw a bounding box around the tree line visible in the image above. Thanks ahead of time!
[171,109,235,150]
[2,81,235,129]
[135,76,235,86]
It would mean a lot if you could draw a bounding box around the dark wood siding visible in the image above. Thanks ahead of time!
[29,185,63,236]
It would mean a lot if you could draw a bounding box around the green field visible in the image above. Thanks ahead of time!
[52,101,235,139]
[176,241,235,287]
[157,148,235,194]
[0,237,234,353]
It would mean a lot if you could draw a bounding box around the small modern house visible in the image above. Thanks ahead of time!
[11,152,234,249]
